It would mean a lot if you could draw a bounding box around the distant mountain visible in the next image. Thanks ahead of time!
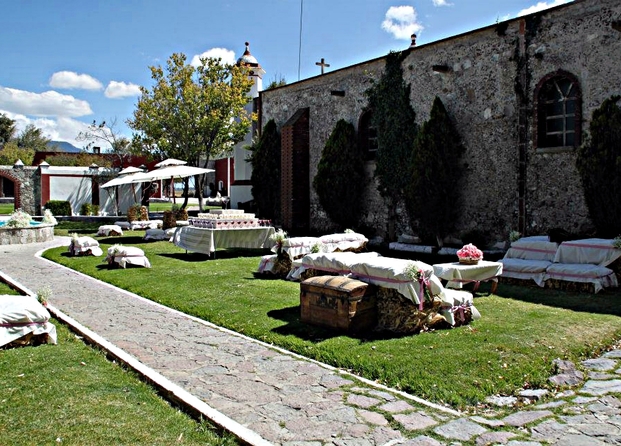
[47,141,81,153]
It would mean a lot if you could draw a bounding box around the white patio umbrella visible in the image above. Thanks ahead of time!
[100,166,147,215]
[154,158,187,168]
[100,167,145,189]
[130,164,214,204]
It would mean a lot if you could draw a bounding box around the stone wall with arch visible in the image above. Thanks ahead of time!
[0,165,39,215]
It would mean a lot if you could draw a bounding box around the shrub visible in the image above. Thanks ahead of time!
[45,200,72,216]
[312,119,365,230]
[79,203,99,216]
[576,95,621,237]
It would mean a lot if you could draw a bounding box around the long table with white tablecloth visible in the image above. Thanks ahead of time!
[172,226,275,255]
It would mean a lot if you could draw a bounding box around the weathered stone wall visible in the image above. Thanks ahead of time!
[260,0,621,244]
[0,166,40,216]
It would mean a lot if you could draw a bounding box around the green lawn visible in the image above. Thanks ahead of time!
[0,319,235,445]
[0,203,14,215]
[41,226,621,409]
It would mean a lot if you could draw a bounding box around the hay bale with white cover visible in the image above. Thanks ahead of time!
[1,295,57,348]
[97,225,123,237]
[105,245,151,269]
[68,234,103,256]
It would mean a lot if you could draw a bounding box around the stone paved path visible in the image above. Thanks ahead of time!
[3,237,621,445]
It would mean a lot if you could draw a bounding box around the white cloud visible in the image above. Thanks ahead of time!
[191,48,237,67]
[0,86,92,118]
[105,81,141,99]
[49,71,103,90]
[517,0,572,17]
[432,0,452,6]
[0,110,93,148]
[381,6,424,40]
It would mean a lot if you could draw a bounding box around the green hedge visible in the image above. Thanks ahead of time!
[45,200,72,216]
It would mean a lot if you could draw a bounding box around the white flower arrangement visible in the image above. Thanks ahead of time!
[269,229,288,246]
[37,286,52,306]
[509,230,521,243]
[310,242,323,254]
[42,209,58,225]
[404,262,424,282]
[344,229,354,234]
[614,236,621,249]
[6,209,32,228]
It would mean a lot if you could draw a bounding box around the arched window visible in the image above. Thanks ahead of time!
[358,110,378,160]
[535,71,581,150]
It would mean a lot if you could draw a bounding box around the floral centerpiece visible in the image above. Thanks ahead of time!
[42,209,58,225]
[456,243,483,264]
[614,235,621,249]
[269,229,288,256]
[5,209,32,228]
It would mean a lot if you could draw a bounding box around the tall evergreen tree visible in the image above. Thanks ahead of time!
[576,95,621,237]
[313,119,365,230]
[249,119,281,222]
[365,51,417,240]
[406,96,464,246]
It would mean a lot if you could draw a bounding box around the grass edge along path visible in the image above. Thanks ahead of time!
[42,232,621,410]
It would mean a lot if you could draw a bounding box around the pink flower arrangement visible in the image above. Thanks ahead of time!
[457,243,483,261]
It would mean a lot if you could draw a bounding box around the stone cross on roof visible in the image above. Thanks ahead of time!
[315,58,330,74]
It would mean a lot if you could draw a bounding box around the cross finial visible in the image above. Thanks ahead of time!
[315,58,330,74]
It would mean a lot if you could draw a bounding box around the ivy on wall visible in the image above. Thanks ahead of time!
[365,51,418,241]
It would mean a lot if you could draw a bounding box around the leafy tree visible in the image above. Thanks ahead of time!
[266,75,287,90]
[365,51,418,241]
[0,141,34,165]
[312,119,365,230]
[128,53,254,210]
[249,119,281,221]
[77,118,137,166]
[576,95,621,237]
[45,153,112,167]
[0,114,16,146]
[406,96,464,246]
[15,124,51,151]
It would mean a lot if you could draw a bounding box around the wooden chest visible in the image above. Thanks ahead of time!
[300,275,377,333]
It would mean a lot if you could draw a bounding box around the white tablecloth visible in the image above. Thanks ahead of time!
[173,226,275,255]
[500,258,551,287]
[274,237,321,259]
[544,263,618,293]
[433,260,503,289]
[505,236,559,261]
[553,238,621,266]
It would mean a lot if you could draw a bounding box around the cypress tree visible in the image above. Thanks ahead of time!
[249,119,281,222]
[406,96,464,245]
[576,95,621,237]
[313,119,365,230]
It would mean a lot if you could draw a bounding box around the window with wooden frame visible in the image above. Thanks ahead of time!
[535,71,582,150]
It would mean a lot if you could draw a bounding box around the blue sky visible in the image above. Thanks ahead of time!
[0,0,572,149]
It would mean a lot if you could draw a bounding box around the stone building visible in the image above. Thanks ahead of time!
[259,0,621,245]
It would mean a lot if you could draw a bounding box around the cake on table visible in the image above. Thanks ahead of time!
[189,209,269,229]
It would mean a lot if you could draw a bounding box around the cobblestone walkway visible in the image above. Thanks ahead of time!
[2,237,621,445]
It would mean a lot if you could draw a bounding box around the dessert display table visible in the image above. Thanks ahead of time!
[433,260,503,292]
[172,226,275,255]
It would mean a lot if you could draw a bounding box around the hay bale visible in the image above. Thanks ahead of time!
[375,288,453,334]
